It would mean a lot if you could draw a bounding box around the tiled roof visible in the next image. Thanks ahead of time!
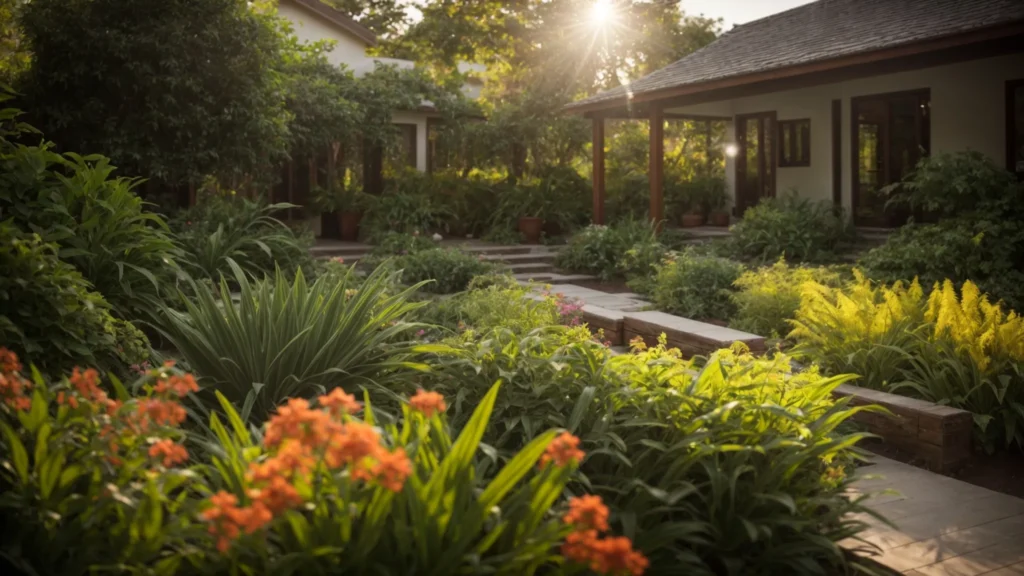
[567,0,1024,111]
[288,0,378,46]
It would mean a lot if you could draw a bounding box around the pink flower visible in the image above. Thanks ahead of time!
[416,329,426,337]
[332,257,345,264]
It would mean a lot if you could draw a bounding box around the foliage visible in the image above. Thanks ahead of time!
[361,170,453,239]
[859,219,1024,312]
[555,220,660,281]
[650,249,743,321]
[0,0,29,83]
[156,262,425,424]
[0,224,149,378]
[728,194,851,263]
[0,358,198,574]
[731,259,842,339]
[366,231,437,258]
[885,150,1024,220]
[417,331,882,575]
[390,248,498,294]
[310,183,371,214]
[0,350,646,574]
[171,195,313,282]
[688,174,729,214]
[790,272,1024,451]
[19,0,289,187]
[0,118,180,321]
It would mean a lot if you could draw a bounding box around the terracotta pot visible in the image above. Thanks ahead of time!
[709,211,731,227]
[518,216,544,244]
[338,211,362,242]
[680,213,705,228]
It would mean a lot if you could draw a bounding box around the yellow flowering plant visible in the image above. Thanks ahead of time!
[790,272,1024,450]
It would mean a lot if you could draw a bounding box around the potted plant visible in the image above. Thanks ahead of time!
[510,182,548,244]
[698,177,731,227]
[312,185,370,242]
[680,182,705,227]
[680,209,705,228]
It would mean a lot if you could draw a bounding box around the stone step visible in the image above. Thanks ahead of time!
[481,252,558,265]
[506,262,555,275]
[310,243,371,257]
[514,272,555,283]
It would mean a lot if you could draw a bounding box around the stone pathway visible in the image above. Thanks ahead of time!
[850,455,1024,575]
[535,283,650,312]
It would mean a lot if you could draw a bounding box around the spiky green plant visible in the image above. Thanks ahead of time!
[157,261,427,422]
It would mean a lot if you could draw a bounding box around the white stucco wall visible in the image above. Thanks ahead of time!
[667,52,1024,214]
[277,1,372,72]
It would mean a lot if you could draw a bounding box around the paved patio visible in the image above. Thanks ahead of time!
[851,455,1024,575]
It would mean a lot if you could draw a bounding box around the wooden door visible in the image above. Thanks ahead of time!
[734,111,777,215]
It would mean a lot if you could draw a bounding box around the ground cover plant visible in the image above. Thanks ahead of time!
[0,350,647,575]
[730,259,844,340]
[791,271,1024,452]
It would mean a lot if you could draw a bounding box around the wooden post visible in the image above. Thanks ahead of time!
[649,105,665,227]
[188,182,196,207]
[592,118,606,225]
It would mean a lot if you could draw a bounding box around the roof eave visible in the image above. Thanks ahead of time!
[565,19,1024,116]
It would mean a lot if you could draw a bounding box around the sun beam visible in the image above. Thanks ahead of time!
[590,0,614,27]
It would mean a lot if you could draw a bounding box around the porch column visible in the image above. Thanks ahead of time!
[592,118,606,225]
[649,105,665,226]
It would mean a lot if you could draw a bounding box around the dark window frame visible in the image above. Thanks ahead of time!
[1007,78,1024,177]
[778,118,811,167]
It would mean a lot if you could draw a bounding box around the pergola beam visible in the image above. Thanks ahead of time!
[592,118,605,225]
[649,105,664,227]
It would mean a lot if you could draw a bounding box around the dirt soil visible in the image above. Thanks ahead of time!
[865,440,1024,499]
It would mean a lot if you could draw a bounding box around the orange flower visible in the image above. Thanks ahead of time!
[324,421,381,469]
[540,432,585,468]
[247,475,303,515]
[137,398,187,428]
[562,531,648,576]
[234,502,274,535]
[409,389,446,417]
[318,388,361,416]
[155,374,199,397]
[201,491,244,552]
[0,348,22,374]
[70,367,107,404]
[0,372,32,411]
[264,397,336,449]
[148,439,189,467]
[363,447,412,492]
[564,495,610,532]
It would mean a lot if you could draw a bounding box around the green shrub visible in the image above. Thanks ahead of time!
[728,194,851,263]
[859,219,1024,311]
[650,249,743,321]
[0,140,180,321]
[156,261,425,423]
[730,259,842,338]
[419,330,881,574]
[367,231,437,257]
[0,224,150,377]
[171,195,313,282]
[0,354,645,575]
[391,248,497,294]
[886,150,1024,220]
[555,220,659,281]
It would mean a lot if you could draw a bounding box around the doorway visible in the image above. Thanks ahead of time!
[851,89,930,227]
[734,111,777,215]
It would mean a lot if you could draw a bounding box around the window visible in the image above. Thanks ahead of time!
[778,119,811,167]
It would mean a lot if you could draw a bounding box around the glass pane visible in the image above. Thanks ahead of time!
[858,122,880,188]
[763,116,774,196]
[889,96,921,182]
[782,124,791,164]
[746,119,760,185]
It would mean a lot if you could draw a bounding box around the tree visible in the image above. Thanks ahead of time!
[19,0,290,189]
[322,0,408,41]
[0,0,28,83]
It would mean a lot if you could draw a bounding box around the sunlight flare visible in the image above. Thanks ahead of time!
[590,0,614,27]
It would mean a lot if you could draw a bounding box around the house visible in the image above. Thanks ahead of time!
[278,0,483,176]
[567,0,1024,227]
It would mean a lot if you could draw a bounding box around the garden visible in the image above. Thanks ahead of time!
[2,0,1024,574]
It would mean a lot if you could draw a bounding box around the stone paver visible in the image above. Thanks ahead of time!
[849,455,1024,574]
